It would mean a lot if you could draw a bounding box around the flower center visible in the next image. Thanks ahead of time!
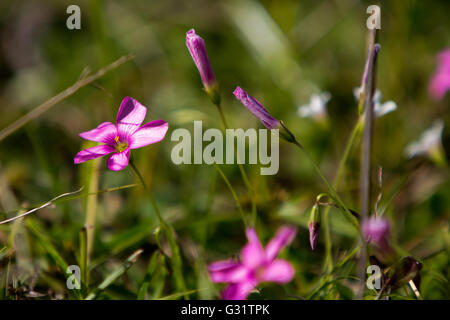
[255,265,266,281]
[114,136,128,153]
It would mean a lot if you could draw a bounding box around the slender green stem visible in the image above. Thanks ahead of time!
[292,140,359,230]
[129,159,187,297]
[214,164,248,228]
[334,118,363,188]
[216,104,257,226]
[80,226,88,290]
[322,117,363,272]
[216,104,229,128]
[0,54,134,143]
[85,157,100,266]
[129,160,163,222]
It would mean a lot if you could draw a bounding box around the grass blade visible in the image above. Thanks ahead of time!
[26,219,82,299]
[157,289,204,300]
[0,188,83,225]
[0,54,135,143]
[79,143,101,264]
[85,249,143,300]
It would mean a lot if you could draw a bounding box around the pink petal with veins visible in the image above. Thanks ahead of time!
[116,97,147,140]
[79,122,117,145]
[74,145,115,164]
[130,120,168,149]
[107,148,130,171]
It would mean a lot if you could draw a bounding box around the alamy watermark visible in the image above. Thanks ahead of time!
[366,265,382,290]
[66,5,81,30]
[366,5,381,30]
[66,265,81,290]
[171,121,279,175]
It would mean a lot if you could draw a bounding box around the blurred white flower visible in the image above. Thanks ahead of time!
[297,92,331,120]
[374,101,397,117]
[405,120,444,158]
[353,87,397,118]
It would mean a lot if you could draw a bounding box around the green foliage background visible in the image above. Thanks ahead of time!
[0,0,448,299]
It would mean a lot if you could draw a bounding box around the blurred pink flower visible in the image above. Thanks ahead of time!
[74,97,168,171]
[429,48,450,100]
[362,216,390,247]
[209,226,297,300]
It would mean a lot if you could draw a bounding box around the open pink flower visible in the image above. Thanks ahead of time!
[74,97,168,171]
[209,226,297,300]
[429,48,450,100]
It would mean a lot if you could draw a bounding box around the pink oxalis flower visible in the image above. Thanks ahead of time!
[209,226,297,300]
[429,48,450,100]
[74,97,168,171]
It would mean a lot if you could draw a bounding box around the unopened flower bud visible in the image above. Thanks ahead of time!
[233,87,281,130]
[186,29,221,105]
[308,204,321,250]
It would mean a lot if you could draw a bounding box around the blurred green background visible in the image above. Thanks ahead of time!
[0,0,448,299]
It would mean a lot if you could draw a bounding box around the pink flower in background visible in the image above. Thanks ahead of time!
[429,48,450,100]
[186,29,217,90]
[74,97,168,171]
[233,86,280,130]
[362,216,390,247]
[209,226,297,300]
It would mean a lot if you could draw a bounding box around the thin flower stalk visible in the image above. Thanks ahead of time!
[358,36,380,299]
[129,159,187,296]
[233,87,359,229]
[186,30,257,226]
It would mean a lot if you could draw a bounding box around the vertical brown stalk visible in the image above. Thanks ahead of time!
[85,157,100,265]
[358,30,379,299]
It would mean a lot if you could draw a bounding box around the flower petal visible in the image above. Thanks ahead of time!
[308,222,320,251]
[405,120,444,158]
[186,29,217,89]
[429,72,450,100]
[233,87,280,130]
[74,145,114,164]
[261,259,295,284]
[242,228,265,268]
[362,217,390,245]
[429,48,450,100]
[221,281,256,300]
[129,120,169,149]
[265,226,297,261]
[116,97,147,140]
[374,101,397,118]
[79,122,117,144]
[209,260,249,283]
[209,259,238,271]
[106,148,130,171]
